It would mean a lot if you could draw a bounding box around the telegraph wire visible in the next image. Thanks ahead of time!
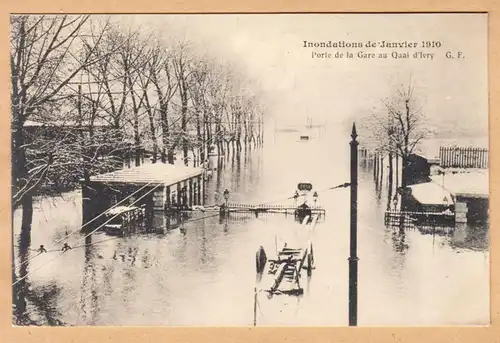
[13,181,154,271]
[12,181,164,286]
[12,203,223,286]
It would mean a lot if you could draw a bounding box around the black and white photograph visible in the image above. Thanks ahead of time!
[10,13,489,326]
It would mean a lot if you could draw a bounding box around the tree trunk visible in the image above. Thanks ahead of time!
[128,85,141,167]
[191,148,197,167]
[144,93,158,164]
[236,138,242,152]
[134,137,141,167]
[215,119,221,156]
[181,92,188,166]
[380,154,384,186]
[388,151,393,210]
[388,152,394,188]
[168,150,174,164]
[12,111,36,283]
[14,233,30,324]
[373,153,376,178]
[219,141,224,157]
[260,118,264,146]
[403,99,411,189]
[401,156,407,189]
[201,114,207,163]
[196,111,202,161]
[395,153,399,189]
[20,193,33,243]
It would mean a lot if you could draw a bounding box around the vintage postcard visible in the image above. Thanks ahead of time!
[10,13,488,326]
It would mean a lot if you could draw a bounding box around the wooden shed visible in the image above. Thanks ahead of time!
[80,163,205,229]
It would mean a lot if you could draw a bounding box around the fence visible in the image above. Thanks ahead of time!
[384,210,455,228]
[439,146,488,169]
[221,203,326,219]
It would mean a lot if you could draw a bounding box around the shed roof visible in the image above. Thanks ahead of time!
[408,182,453,206]
[24,119,111,127]
[430,171,489,199]
[88,163,203,186]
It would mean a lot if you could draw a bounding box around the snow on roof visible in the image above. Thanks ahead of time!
[106,206,140,216]
[430,170,489,198]
[408,182,453,206]
[89,163,203,186]
[24,119,111,127]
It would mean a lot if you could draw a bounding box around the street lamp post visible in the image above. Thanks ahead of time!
[223,189,230,207]
[349,123,359,326]
[221,189,230,218]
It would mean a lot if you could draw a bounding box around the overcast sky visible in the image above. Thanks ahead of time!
[115,14,488,137]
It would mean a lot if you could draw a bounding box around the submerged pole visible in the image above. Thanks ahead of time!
[253,287,258,326]
[349,123,359,326]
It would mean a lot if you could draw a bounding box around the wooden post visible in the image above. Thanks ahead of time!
[395,153,399,189]
[177,182,181,207]
[166,186,171,209]
[197,175,202,205]
[379,154,384,186]
[349,123,359,326]
[81,182,95,229]
[189,178,194,207]
[373,153,377,178]
[193,181,197,206]
[253,287,258,326]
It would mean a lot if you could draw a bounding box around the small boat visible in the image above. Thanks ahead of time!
[300,135,310,141]
[103,205,146,236]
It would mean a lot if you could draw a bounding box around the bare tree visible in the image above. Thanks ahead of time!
[370,79,428,189]
[189,60,211,165]
[10,15,112,231]
[172,42,196,166]
[147,44,178,164]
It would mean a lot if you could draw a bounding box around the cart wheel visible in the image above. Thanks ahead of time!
[256,246,267,274]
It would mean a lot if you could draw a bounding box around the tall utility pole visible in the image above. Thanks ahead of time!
[349,123,359,326]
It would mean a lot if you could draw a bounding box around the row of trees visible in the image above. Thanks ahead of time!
[11,15,266,234]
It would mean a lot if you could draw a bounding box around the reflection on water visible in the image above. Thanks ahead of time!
[13,131,489,326]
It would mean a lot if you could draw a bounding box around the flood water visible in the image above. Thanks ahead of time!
[13,129,489,326]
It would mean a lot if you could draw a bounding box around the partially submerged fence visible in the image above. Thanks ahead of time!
[384,210,455,228]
